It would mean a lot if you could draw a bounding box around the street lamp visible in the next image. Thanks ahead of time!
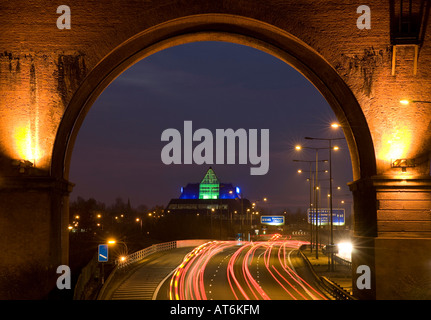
[295,145,331,259]
[107,238,129,259]
[135,217,143,232]
[252,197,268,237]
[211,207,215,238]
[294,159,328,253]
[304,136,344,270]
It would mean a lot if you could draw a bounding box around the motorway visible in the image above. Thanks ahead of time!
[104,235,330,300]
[164,235,329,300]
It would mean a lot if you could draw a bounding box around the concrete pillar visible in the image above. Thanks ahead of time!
[0,176,73,299]
[351,176,431,299]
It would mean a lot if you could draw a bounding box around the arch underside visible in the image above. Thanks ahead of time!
[52,14,376,185]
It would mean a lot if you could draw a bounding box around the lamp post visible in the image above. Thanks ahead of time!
[211,207,215,238]
[295,145,329,259]
[107,239,129,256]
[304,136,344,270]
[293,160,328,253]
[251,197,267,237]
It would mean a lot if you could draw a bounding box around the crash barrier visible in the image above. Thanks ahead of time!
[334,254,352,268]
[116,239,210,269]
[320,276,356,300]
[298,245,356,300]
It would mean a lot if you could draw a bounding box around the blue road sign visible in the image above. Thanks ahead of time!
[98,244,108,262]
[260,215,285,226]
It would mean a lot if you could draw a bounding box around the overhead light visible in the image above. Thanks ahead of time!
[399,100,410,105]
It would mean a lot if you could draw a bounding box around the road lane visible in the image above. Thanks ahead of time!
[167,237,330,300]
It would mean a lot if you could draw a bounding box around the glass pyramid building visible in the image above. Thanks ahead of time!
[166,167,250,215]
[199,167,220,199]
[179,167,241,200]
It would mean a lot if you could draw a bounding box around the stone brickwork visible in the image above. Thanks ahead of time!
[0,1,430,299]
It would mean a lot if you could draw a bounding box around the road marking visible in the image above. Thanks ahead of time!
[152,252,192,300]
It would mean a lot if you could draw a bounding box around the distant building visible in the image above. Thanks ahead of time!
[166,167,251,217]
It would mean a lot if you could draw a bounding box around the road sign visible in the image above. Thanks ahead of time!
[307,208,345,226]
[260,215,285,226]
[98,244,108,262]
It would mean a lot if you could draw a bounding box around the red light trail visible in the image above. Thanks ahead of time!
[169,235,328,300]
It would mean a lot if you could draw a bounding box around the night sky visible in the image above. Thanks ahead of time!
[69,41,352,214]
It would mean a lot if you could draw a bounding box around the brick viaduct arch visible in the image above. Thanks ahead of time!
[52,15,376,183]
[1,1,431,300]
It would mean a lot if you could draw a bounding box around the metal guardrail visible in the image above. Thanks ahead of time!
[320,276,356,300]
[334,254,352,268]
[116,241,177,269]
[115,239,211,269]
[298,245,356,300]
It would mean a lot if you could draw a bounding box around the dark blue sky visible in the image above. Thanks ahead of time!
[69,41,352,213]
